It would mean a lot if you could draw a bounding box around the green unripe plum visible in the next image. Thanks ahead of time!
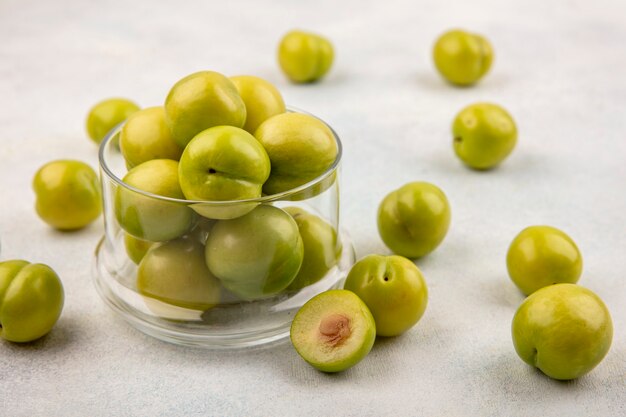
[453,103,517,169]
[33,160,102,230]
[255,113,337,195]
[230,75,286,134]
[278,30,334,83]
[378,182,451,258]
[86,98,140,144]
[290,290,376,372]
[115,159,195,241]
[137,238,221,311]
[433,29,493,86]
[284,207,342,291]
[124,233,154,264]
[0,260,64,342]
[164,71,246,148]
[119,107,183,169]
[507,226,582,295]
[205,205,304,300]
[344,255,428,337]
[512,284,612,380]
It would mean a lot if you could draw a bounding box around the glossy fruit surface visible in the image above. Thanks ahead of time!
[453,103,517,169]
[137,237,221,311]
[205,205,303,300]
[115,159,195,241]
[178,126,270,202]
[344,255,428,337]
[230,75,286,134]
[119,106,183,168]
[507,226,582,295]
[164,71,246,148]
[278,30,334,83]
[433,29,493,86]
[290,289,376,372]
[0,260,64,342]
[377,182,451,258]
[86,98,139,144]
[284,207,342,290]
[512,284,612,380]
[33,160,102,230]
[255,113,337,195]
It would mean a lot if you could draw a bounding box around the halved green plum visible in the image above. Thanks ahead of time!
[290,290,376,372]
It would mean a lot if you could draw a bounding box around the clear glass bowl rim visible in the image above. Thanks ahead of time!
[98,106,343,205]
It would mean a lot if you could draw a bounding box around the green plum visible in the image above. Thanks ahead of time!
[377,182,451,258]
[205,205,303,300]
[344,255,428,337]
[278,30,334,83]
[86,98,140,144]
[433,29,493,86]
[115,159,195,241]
[124,233,154,264]
[512,284,613,380]
[119,106,183,169]
[230,75,286,134]
[255,113,337,195]
[33,160,102,230]
[284,207,342,291]
[137,237,221,311]
[290,290,376,372]
[164,71,246,148]
[507,226,582,295]
[178,126,271,219]
[0,260,64,343]
[453,103,517,169]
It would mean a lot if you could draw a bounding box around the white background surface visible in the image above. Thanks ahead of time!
[1,0,625,415]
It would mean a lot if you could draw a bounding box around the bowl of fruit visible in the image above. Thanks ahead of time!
[92,71,354,348]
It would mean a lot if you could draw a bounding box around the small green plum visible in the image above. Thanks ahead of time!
[33,160,102,230]
[433,29,493,86]
[512,284,612,380]
[378,182,451,258]
[278,30,334,83]
[137,237,221,311]
[507,226,582,295]
[124,233,154,264]
[164,71,246,148]
[119,106,183,169]
[86,98,140,144]
[230,75,286,134]
[290,290,376,372]
[284,207,342,291]
[115,159,195,241]
[453,103,517,169]
[344,255,428,337]
[178,126,271,219]
[255,113,337,195]
[0,260,64,343]
[205,205,303,300]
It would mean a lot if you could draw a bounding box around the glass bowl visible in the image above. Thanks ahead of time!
[92,109,355,349]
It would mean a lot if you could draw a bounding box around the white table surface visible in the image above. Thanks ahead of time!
[1,0,625,415]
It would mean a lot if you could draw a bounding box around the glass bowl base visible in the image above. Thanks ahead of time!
[92,232,355,349]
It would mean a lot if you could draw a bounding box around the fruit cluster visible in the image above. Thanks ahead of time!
[3,28,614,386]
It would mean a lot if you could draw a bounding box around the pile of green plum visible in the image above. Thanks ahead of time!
[4,27,613,387]
[106,71,345,310]
[289,29,613,381]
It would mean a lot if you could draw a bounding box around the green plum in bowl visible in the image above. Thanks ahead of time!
[205,204,304,300]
